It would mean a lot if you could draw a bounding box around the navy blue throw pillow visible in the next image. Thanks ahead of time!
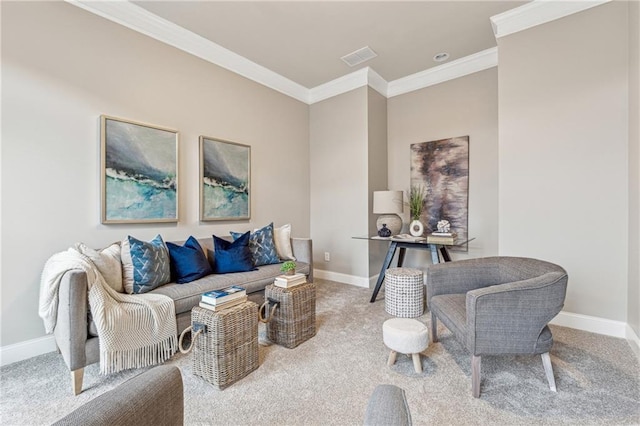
[166,236,213,284]
[212,231,256,274]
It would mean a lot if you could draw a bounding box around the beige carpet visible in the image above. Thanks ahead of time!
[1,279,639,425]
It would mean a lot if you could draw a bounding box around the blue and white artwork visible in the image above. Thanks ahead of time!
[200,137,250,221]
[101,116,178,223]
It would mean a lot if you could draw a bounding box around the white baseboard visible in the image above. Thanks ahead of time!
[313,269,370,288]
[550,311,627,337]
[318,270,640,355]
[3,283,639,366]
[0,334,56,367]
[626,324,640,358]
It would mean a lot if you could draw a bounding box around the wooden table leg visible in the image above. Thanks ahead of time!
[370,242,398,303]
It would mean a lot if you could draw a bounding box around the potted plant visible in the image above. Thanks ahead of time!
[408,184,426,236]
[280,260,297,275]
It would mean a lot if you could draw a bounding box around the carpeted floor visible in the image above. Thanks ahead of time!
[1,279,639,425]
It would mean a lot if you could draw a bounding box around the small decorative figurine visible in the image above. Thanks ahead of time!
[378,224,392,238]
[436,220,451,233]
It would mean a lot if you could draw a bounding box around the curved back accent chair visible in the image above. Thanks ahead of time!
[426,256,568,398]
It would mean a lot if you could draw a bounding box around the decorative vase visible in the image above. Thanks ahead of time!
[409,219,424,237]
[285,269,295,276]
[378,224,392,238]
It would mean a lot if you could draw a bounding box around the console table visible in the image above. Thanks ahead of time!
[353,236,474,303]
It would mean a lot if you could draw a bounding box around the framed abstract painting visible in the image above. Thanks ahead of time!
[410,135,469,250]
[200,136,250,221]
[100,115,178,224]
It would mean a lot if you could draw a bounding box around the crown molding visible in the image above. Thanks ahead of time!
[67,0,606,105]
[367,68,388,98]
[490,0,611,39]
[386,47,498,98]
[66,0,310,104]
[308,68,370,104]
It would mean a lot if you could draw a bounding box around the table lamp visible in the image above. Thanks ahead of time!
[373,190,403,236]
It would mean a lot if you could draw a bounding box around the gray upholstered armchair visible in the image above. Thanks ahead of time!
[426,256,568,398]
[53,365,183,425]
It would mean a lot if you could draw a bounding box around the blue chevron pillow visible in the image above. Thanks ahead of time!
[230,222,280,266]
[122,234,171,294]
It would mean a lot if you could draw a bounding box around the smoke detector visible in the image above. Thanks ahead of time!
[341,46,378,67]
[433,52,450,62]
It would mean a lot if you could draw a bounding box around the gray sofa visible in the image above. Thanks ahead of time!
[363,384,412,426]
[54,236,313,395]
[53,365,183,426]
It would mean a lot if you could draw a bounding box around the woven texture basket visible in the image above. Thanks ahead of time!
[191,302,258,389]
[384,267,424,318]
[265,282,316,348]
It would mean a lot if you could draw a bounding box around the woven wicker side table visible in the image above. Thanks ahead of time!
[190,301,258,389]
[264,282,316,348]
[384,267,424,318]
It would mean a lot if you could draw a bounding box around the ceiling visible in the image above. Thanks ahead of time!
[131,1,529,89]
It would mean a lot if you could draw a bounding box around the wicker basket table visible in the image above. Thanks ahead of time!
[190,301,258,389]
[264,282,316,348]
[384,267,424,318]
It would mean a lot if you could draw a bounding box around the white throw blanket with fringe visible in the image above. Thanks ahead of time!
[39,248,177,374]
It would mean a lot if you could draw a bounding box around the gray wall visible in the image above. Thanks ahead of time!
[629,0,640,337]
[497,2,629,320]
[309,87,388,284]
[367,88,390,281]
[310,88,369,279]
[1,2,310,347]
[387,68,500,269]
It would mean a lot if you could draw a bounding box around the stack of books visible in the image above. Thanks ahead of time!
[426,232,458,245]
[274,273,306,289]
[199,285,248,312]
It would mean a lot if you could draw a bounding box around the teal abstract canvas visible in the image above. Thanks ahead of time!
[200,136,250,221]
[101,115,178,223]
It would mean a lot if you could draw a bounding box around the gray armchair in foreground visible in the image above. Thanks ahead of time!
[427,256,568,398]
[364,384,412,426]
[53,365,183,426]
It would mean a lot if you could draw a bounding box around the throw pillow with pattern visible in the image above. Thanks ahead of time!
[230,222,280,266]
[121,234,171,294]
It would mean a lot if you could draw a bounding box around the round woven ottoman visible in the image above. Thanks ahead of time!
[384,267,424,317]
[383,318,429,373]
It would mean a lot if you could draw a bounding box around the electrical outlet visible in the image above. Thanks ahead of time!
[324,252,330,262]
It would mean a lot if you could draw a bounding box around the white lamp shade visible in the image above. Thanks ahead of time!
[373,190,404,214]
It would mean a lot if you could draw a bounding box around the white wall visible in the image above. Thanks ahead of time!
[387,68,500,269]
[497,2,629,321]
[1,2,310,348]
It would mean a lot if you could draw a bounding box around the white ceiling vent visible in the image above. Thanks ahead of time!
[341,46,377,67]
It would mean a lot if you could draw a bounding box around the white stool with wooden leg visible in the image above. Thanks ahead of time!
[383,318,429,373]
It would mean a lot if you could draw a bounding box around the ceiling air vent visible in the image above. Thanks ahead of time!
[341,46,377,67]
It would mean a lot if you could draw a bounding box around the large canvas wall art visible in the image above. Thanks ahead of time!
[101,115,178,224]
[200,136,250,221]
[410,136,469,250]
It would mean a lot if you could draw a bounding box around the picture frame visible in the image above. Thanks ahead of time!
[410,135,469,251]
[100,115,178,224]
[200,136,251,221]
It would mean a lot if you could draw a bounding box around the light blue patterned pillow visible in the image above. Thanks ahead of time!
[230,223,280,267]
[122,234,171,294]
